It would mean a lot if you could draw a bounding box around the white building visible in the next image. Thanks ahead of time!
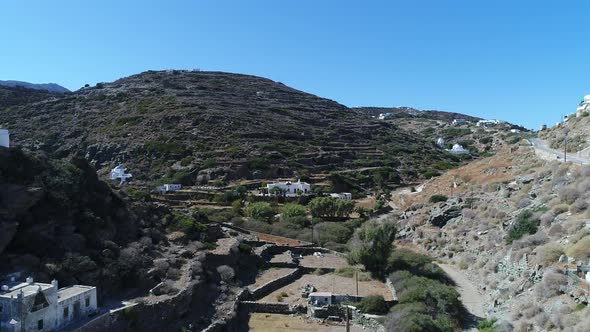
[110,165,132,185]
[446,144,470,155]
[156,184,182,193]
[378,113,393,120]
[0,129,9,148]
[452,119,468,125]
[0,277,97,332]
[476,119,500,127]
[436,137,445,148]
[266,179,311,196]
[328,193,352,201]
[576,95,590,117]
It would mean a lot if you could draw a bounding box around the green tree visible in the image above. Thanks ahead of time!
[348,222,397,276]
[244,202,275,222]
[281,203,307,218]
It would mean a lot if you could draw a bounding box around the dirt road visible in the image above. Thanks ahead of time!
[437,263,485,331]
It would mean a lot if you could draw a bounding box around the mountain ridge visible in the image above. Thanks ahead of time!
[0,79,70,93]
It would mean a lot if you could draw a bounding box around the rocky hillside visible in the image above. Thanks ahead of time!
[538,114,590,153]
[355,106,482,123]
[0,70,464,188]
[0,147,170,294]
[391,144,590,331]
[357,106,529,155]
[0,85,61,110]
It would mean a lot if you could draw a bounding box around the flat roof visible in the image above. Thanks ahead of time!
[0,282,53,299]
[57,285,95,301]
[309,292,332,297]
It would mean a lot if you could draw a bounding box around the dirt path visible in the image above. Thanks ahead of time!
[437,263,485,331]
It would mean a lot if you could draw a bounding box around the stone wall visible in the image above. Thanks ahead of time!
[250,268,304,300]
[238,301,294,314]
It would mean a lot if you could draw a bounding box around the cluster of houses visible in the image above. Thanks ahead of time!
[377,113,394,120]
[0,277,97,332]
[266,179,310,196]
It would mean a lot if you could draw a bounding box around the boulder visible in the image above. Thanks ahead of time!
[428,200,463,227]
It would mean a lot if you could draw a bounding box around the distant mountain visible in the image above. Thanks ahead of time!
[0,85,58,110]
[0,80,70,93]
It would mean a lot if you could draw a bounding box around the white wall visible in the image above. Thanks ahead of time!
[0,129,9,148]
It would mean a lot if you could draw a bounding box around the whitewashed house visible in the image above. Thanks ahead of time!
[0,129,9,148]
[378,113,393,120]
[156,184,182,193]
[436,137,445,148]
[0,278,97,332]
[576,95,590,117]
[476,119,500,127]
[110,165,132,184]
[266,179,310,196]
[452,119,468,125]
[328,193,352,201]
[446,144,470,155]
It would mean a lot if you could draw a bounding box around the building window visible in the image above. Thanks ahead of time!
[38,319,44,330]
[63,306,69,318]
[85,297,90,307]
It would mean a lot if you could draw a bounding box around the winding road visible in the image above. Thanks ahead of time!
[529,138,590,165]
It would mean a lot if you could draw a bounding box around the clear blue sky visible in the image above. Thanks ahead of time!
[2,0,590,129]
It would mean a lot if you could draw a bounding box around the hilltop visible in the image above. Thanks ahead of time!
[355,106,482,122]
[0,70,468,190]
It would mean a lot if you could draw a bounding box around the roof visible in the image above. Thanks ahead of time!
[0,282,53,299]
[57,285,95,301]
[309,292,332,297]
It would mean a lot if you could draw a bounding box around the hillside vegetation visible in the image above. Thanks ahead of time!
[1,70,466,190]
[391,143,590,331]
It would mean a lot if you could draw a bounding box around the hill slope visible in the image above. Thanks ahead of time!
[0,70,464,188]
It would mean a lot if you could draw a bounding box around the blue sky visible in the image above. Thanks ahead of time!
[2,1,590,129]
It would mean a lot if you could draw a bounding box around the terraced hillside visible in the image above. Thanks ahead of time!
[357,106,529,154]
[0,70,464,188]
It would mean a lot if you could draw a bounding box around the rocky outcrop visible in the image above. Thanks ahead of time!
[428,199,463,227]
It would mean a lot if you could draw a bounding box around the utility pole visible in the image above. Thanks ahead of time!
[564,133,568,163]
[355,270,359,297]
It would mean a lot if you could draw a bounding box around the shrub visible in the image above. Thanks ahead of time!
[429,194,448,203]
[244,202,275,222]
[552,203,569,215]
[217,265,235,282]
[238,243,252,254]
[566,235,590,259]
[387,249,447,282]
[477,319,500,332]
[308,197,354,218]
[569,198,588,214]
[534,269,567,299]
[357,295,389,315]
[534,243,564,266]
[559,187,580,205]
[507,210,538,244]
[281,203,307,218]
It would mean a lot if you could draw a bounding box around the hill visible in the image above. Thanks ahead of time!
[355,106,482,122]
[0,70,465,190]
[0,85,61,110]
[0,80,70,93]
[357,106,529,155]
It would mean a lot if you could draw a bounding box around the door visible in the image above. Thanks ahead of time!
[73,301,81,319]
